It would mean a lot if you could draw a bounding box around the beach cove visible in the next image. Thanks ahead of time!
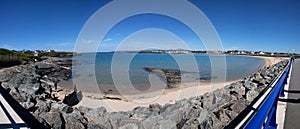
[0,54,289,128]
[72,55,286,112]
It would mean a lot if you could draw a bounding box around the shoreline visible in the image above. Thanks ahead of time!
[243,55,287,67]
[74,55,287,112]
[76,80,239,112]
[0,55,289,128]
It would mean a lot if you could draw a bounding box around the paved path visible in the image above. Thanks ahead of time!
[0,94,29,128]
[284,58,300,129]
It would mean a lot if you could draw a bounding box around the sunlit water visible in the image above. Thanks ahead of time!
[62,53,265,94]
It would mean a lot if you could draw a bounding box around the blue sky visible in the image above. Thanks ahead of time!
[0,0,299,53]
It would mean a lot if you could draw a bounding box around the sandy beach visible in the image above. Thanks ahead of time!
[74,56,287,112]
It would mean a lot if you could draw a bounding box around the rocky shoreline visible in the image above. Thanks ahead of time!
[0,57,288,128]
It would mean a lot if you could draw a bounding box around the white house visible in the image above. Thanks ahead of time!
[259,52,265,55]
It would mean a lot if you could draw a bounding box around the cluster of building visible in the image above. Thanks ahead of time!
[18,49,55,56]
[224,50,288,56]
[137,49,292,57]
[140,49,191,54]
[225,50,267,55]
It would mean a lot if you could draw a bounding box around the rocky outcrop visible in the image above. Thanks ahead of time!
[0,57,288,129]
[0,57,74,128]
[143,67,181,88]
[0,57,72,92]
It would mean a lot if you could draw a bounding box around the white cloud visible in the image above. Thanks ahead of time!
[0,43,13,49]
[103,38,113,42]
[58,42,72,46]
[81,39,95,44]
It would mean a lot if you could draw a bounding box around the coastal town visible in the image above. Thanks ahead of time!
[125,49,298,57]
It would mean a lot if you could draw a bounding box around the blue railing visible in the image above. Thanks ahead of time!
[242,58,293,129]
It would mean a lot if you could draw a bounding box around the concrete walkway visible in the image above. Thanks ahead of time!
[284,59,300,129]
[0,94,29,128]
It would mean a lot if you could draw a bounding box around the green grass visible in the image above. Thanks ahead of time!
[39,51,76,57]
[0,48,35,67]
[0,48,77,67]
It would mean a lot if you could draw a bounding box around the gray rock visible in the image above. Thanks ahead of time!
[189,99,202,109]
[63,109,88,129]
[20,101,35,110]
[182,109,222,129]
[79,106,111,128]
[62,86,82,106]
[142,116,177,129]
[131,106,152,120]
[35,62,53,69]
[96,107,107,115]
[35,100,51,115]
[109,115,142,129]
[62,105,73,113]
[51,102,68,112]
[9,87,26,102]
[202,93,217,110]
[39,111,63,129]
[119,122,140,129]
[149,103,162,110]
[243,80,258,90]
[81,107,109,125]
[215,109,232,125]
[18,83,40,95]
[246,89,259,101]
[32,113,51,128]
[230,100,247,113]
[87,122,108,129]
[162,107,187,125]
[90,117,112,129]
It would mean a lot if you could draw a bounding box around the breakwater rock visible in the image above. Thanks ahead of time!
[143,67,181,88]
[0,57,75,128]
[0,58,288,128]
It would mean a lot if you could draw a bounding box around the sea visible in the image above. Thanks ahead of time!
[62,52,266,94]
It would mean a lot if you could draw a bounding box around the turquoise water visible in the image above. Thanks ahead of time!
[70,52,265,90]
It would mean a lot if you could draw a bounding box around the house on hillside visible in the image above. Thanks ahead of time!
[259,51,265,55]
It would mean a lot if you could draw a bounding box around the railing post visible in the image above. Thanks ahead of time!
[280,71,287,97]
[279,70,287,97]
[265,95,279,129]
[280,59,292,97]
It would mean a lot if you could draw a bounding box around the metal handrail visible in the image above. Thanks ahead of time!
[240,58,292,129]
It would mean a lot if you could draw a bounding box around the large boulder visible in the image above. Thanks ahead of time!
[39,111,63,129]
[246,89,259,101]
[34,100,51,115]
[9,87,26,102]
[142,116,177,129]
[62,86,82,106]
[181,109,222,129]
[62,109,88,129]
